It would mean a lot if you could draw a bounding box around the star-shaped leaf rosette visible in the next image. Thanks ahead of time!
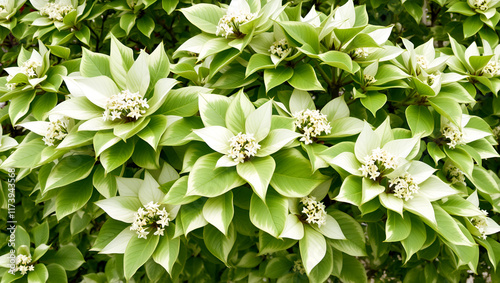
[191,90,301,200]
[49,36,176,172]
[0,0,26,29]
[320,119,477,250]
[275,89,363,171]
[94,166,180,279]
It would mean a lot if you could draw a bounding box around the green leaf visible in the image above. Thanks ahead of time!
[299,225,326,275]
[258,231,297,255]
[187,153,245,197]
[360,91,386,117]
[463,15,483,38]
[46,264,67,282]
[264,66,293,92]
[447,2,475,16]
[100,139,136,173]
[403,1,423,23]
[110,34,134,89]
[137,115,168,150]
[339,255,368,283]
[444,146,473,176]
[246,54,274,77]
[309,245,334,283]
[152,224,179,275]
[44,245,84,271]
[28,264,48,283]
[47,45,70,59]
[9,90,36,125]
[328,209,367,257]
[162,0,178,14]
[428,97,462,127]
[288,64,324,91]
[202,191,234,235]
[385,211,411,242]
[270,148,329,197]
[319,50,353,73]
[237,156,275,200]
[32,221,49,246]
[199,93,231,127]
[81,48,111,78]
[249,190,287,238]
[32,93,57,121]
[335,175,362,206]
[120,13,136,35]
[0,138,44,169]
[160,87,205,117]
[204,223,236,265]
[56,177,93,220]
[180,4,225,34]
[429,204,474,246]
[137,15,155,38]
[225,89,254,134]
[163,176,200,205]
[124,235,160,279]
[405,105,434,137]
[278,21,320,53]
[45,155,95,192]
[246,100,272,142]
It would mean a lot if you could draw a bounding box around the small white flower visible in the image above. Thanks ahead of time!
[389,172,420,201]
[130,202,170,239]
[228,132,260,163]
[416,55,428,70]
[42,116,69,146]
[492,125,500,139]
[216,9,257,38]
[15,254,34,275]
[40,2,74,21]
[442,122,464,149]
[292,109,332,144]
[481,60,500,77]
[363,74,377,85]
[359,148,398,181]
[471,0,490,11]
[300,196,327,227]
[354,48,370,59]
[269,39,291,58]
[103,89,149,122]
[470,210,489,239]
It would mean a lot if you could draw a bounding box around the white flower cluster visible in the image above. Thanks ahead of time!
[292,109,332,144]
[293,259,306,275]
[389,172,420,201]
[228,132,260,163]
[359,148,398,181]
[103,90,149,122]
[416,55,428,70]
[130,201,170,239]
[472,0,489,11]
[471,210,489,240]
[445,164,466,186]
[42,117,69,146]
[363,74,377,85]
[354,48,370,59]
[482,60,500,77]
[6,59,42,90]
[269,39,291,58]
[215,9,257,38]
[40,2,74,21]
[15,254,34,275]
[300,196,327,227]
[442,123,464,149]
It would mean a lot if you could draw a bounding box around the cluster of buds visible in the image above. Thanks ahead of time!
[103,90,149,122]
[427,72,440,86]
[6,75,16,90]
[0,0,6,14]
[470,210,489,240]
[42,116,69,146]
[442,123,464,149]
[470,0,490,11]
[15,254,34,275]
[363,74,377,85]
[300,196,327,227]
[493,125,500,139]
[292,109,332,144]
[269,39,291,58]
[215,9,257,38]
[354,48,370,59]
[293,259,306,275]
[445,164,466,186]
[130,201,170,239]
[389,173,420,201]
[228,133,260,163]
[40,2,74,21]
[481,60,500,77]
[359,148,398,181]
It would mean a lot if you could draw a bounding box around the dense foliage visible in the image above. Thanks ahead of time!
[1,0,500,281]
